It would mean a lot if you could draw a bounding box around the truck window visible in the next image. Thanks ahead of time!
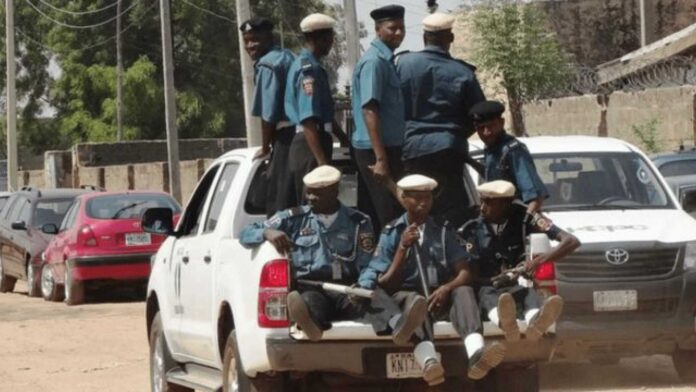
[203,162,239,233]
[178,165,220,237]
[15,198,32,224]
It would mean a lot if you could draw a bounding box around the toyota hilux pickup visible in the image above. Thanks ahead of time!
[470,136,696,383]
[143,147,555,392]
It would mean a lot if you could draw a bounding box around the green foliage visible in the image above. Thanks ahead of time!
[631,118,661,153]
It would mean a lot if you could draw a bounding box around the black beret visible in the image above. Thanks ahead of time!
[369,5,405,22]
[239,17,274,33]
[469,100,506,122]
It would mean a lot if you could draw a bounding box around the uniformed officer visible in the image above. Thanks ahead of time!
[359,175,506,385]
[239,166,426,345]
[470,100,549,215]
[351,4,406,230]
[396,12,486,228]
[240,17,297,215]
[284,14,343,204]
[458,180,580,341]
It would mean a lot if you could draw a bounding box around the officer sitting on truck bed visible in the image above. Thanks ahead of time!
[239,165,426,346]
[458,180,580,341]
[358,174,506,385]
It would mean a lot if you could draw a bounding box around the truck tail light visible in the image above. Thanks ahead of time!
[533,261,557,296]
[258,259,290,328]
[78,225,98,247]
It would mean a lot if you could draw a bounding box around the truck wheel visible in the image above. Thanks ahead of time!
[64,264,85,306]
[41,265,63,302]
[672,348,696,383]
[476,363,540,392]
[27,263,42,298]
[0,258,17,293]
[149,312,193,392]
[222,330,285,392]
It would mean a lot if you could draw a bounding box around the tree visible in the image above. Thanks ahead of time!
[470,1,571,136]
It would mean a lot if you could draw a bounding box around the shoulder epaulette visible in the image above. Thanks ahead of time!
[393,50,410,65]
[256,62,275,71]
[454,59,477,72]
[347,208,370,224]
[288,206,309,217]
[300,58,313,73]
[457,218,481,235]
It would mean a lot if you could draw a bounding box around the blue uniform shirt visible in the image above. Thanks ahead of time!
[351,39,405,149]
[396,45,486,160]
[484,133,549,203]
[358,214,470,290]
[284,48,334,127]
[252,46,296,124]
[239,204,375,281]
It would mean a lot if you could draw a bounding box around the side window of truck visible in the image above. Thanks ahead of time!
[179,165,221,237]
[203,162,239,233]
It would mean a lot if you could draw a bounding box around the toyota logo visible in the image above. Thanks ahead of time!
[605,248,630,265]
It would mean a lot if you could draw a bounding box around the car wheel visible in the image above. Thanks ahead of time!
[41,265,64,302]
[27,263,42,298]
[672,348,696,383]
[64,264,85,306]
[0,258,17,293]
[221,330,284,392]
[149,313,193,392]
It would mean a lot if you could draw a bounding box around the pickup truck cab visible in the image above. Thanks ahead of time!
[144,147,556,391]
[470,136,696,382]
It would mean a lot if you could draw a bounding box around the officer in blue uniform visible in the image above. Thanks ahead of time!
[351,5,406,230]
[240,166,425,344]
[284,14,342,204]
[470,100,549,214]
[458,180,580,341]
[359,175,506,385]
[396,13,486,228]
[240,17,296,215]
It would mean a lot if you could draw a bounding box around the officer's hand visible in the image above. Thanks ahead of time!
[400,224,420,249]
[263,229,292,255]
[368,159,391,184]
[428,285,451,312]
[253,146,271,161]
[525,253,550,273]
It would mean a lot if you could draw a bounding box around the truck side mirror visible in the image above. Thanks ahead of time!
[141,208,175,236]
[11,221,27,231]
[41,223,59,235]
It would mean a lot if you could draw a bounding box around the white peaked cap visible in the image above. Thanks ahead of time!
[477,180,516,198]
[397,174,438,191]
[422,13,455,32]
[300,13,337,33]
[303,165,341,187]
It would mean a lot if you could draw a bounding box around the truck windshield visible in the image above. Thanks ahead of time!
[532,152,674,211]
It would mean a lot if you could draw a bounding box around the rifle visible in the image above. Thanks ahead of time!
[411,243,435,341]
[297,279,374,299]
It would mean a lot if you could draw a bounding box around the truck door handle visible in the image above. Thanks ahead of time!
[182,256,189,264]
[204,255,212,263]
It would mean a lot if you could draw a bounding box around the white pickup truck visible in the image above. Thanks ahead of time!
[142,147,554,392]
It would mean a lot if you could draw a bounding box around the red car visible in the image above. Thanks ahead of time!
[40,191,181,305]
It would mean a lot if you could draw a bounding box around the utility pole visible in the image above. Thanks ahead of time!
[159,0,182,202]
[116,0,124,141]
[639,0,655,47]
[343,0,359,78]
[5,0,18,191]
[235,0,261,147]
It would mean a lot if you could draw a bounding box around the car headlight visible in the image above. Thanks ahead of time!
[685,242,696,270]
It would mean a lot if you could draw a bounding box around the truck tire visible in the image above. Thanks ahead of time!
[672,348,696,383]
[149,312,193,392]
[476,363,540,392]
[27,263,42,298]
[222,330,286,392]
[41,264,63,302]
[64,264,85,306]
[0,258,17,293]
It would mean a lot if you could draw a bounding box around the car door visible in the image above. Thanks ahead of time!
[166,163,221,359]
[0,196,21,276]
[178,160,239,363]
[49,201,80,264]
[6,197,31,278]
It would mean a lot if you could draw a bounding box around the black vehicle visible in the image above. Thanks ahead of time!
[0,187,94,297]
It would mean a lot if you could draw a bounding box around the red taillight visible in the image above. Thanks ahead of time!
[533,261,557,295]
[78,225,98,247]
[258,259,290,328]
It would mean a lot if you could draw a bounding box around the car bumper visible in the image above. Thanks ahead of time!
[67,253,152,281]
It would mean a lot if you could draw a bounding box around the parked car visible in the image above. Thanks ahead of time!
[40,191,181,305]
[0,187,94,297]
[0,191,13,213]
[142,147,553,392]
[470,136,696,382]
[664,174,696,219]
[651,147,696,178]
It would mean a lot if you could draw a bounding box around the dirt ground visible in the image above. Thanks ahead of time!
[0,281,694,392]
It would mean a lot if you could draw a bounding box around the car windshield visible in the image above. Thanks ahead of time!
[87,194,181,220]
[532,152,673,211]
[33,199,75,228]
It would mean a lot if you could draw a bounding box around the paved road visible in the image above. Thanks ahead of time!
[0,281,693,392]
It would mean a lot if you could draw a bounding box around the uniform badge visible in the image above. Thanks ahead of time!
[536,217,552,232]
[465,242,473,252]
[300,227,316,236]
[302,77,314,96]
[359,233,375,253]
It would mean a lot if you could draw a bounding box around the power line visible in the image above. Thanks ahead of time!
[36,0,119,16]
[23,0,139,29]
[179,0,235,24]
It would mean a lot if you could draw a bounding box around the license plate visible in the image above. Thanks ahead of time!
[125,232,151,246]
[386,352,440,379]
[593,290,637,312]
